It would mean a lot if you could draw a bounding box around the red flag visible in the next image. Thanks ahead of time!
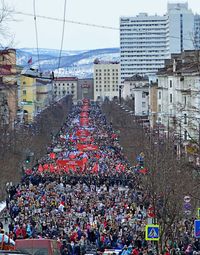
[38,164,43,173]
[92,163,99,173]
[28,57,32,65]
[50,153,56,159]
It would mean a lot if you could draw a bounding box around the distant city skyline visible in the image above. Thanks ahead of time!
[3,0,200,50]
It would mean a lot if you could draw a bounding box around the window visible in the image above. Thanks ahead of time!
[23,81,26,85]
[142,92,146,98]
[142,102,146,108]
[158,91,161,99]
[170,94,173,103]
[170,80,172,88]
[184,96,187,106]
[158,104,161,112]
[23,90,26,95]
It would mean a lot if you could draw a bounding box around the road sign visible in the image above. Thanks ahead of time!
[184,196,191,203]
[194,220,200,238]
[184,203,192,211]
[145,225,160,241]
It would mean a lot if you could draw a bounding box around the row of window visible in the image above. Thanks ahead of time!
[121,30,167,33]
[95,70,119,73]
[96,89,119,92]
[121,46,167,49]
[54,91,75,95]
[120,24,167,27]
[54,83,75,86]
[96,84,119,87]
[121,50,167,53]
[121,54,166,58]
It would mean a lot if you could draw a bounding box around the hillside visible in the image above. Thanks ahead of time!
[17,48,120,78]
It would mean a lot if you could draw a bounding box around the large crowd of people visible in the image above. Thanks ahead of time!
[0,99,199,255]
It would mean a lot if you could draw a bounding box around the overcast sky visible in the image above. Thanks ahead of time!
[3,0,200,50]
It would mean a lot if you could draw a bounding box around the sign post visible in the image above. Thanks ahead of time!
[145,225,160,241]
[194,220,200,238]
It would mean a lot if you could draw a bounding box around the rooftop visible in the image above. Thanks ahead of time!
[54,77,78,81]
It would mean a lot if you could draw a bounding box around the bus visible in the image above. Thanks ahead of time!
[15,239,61,255]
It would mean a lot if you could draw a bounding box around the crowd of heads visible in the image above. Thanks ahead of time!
[1,100,200,255]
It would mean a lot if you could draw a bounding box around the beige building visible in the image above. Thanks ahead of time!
[53,77,78,101]
[93,59,120,101]
[36,78,52,113]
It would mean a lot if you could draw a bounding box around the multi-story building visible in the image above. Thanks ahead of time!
[168,2,194,53]
[0,48,19,127]
[156,50,200,141]
[77,78,94,100]
[120,13,169,81]
[194,14,200,49]
[123,74,149,116]
[35,78,52,113]
[120,2,197,82]
[53,77,78,101]
[93,59,120,101]
[19,75,37,123]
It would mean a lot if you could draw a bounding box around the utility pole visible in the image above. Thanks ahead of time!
[199,122,200,165]
[119,85,122,104]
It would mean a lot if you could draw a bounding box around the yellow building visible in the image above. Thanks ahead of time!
[19,75,37,123]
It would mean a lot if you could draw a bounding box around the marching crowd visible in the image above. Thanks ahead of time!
[1,100,200,255]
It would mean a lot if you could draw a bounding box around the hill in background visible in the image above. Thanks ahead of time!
[17,48,120,78]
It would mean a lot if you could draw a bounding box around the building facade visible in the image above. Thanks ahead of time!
[123,74,149,116]
[19,75,37,123]
[0,49,19,127]
[53,77,78,101]
[120,13,169,81]
[194,14,200,49]
[120,2,197,82]
[156,50,200,141]
[93,59,120,101]
[77,78,94,100]
[36,78,52,113]
[168,2,194,53]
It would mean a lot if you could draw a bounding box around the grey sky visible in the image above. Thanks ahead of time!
[3,0,200,50]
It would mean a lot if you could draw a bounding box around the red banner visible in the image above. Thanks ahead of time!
[76,130,91,137]
[77,144,98,151]
[57,159,84,168]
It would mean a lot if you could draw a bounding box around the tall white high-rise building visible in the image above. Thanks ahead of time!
[120,13,169,81]
[120,2,196,82]
[168,2,194,53]
[194,14,200,49]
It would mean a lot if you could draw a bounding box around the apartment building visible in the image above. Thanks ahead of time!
[123,74,149,116]
[156,50,200,141]
[53,77,78,101]
[120,13,169,81]
[93,59,120,101]
[120,2,196,82]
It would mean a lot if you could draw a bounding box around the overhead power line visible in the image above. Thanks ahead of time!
[9,10,119,31]
[8,9,193,41]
